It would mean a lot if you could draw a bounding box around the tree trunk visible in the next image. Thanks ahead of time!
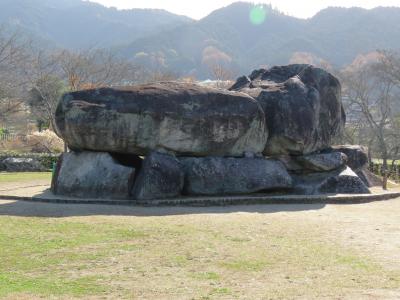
[367,140,373,164]
[382,156,388,190]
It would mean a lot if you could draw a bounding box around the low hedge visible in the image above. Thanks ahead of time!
[369,162,400,182]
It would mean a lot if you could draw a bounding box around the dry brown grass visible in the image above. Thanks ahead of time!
[0,197,400,299]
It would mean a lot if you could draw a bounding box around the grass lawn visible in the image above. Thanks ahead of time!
[0,206,399,299]
[0,172,399,299]
[0,172,52,183]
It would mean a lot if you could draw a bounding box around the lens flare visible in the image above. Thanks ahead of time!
[250,5,267,25]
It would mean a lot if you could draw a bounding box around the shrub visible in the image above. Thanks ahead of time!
[0,138,30,153]
[26,130,64,153]
[0,128,10,135]
[0,152,60,170]
[0,130,64,154]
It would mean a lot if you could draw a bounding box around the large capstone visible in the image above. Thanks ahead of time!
[52,151,135,199]
[181,157,292,196]
[55,82,268,157]
[230,64,345,156]
[131,151,184,200]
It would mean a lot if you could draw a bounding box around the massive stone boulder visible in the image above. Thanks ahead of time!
[324,145,379,187]
[292,166,370,195]
[132,151,184,200]
[52,151,135,199]
[55,82,267,157]
[181,157,292,196]
[318,167,371,194]
[230,64,345,156]
[278,152,348,173]
[48,65,373,201]
[328,145,368,171]
[356,168,383,188]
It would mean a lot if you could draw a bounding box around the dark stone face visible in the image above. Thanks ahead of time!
[291,166,370,195]
[278,152,348,173]
[318,167,370,194]
[131,151,184,200]
[356,169,383,188]
[180,156,292,196]
[52,151,135,199]
[328,145,368,171]
[230,64,345,156]
[55,82,268,157]
[296,152,348,172]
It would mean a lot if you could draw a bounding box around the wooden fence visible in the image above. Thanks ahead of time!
[0,133,27,142]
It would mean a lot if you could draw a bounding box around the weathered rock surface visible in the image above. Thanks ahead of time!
[356,168,383,188]
[278,152,348,173]
[230,64,345,155]
[181,157,292,196]
[0,157,47,172]
[55,82,267,157]
[323,145,374,188]
[275,155,304,172]
[292,166,370,195]
[296,152,348,172]
[328,145,368,171]
[52,151,135,199]
[49,65,370,199]
[318,167,371,194]
[132,151,184,200]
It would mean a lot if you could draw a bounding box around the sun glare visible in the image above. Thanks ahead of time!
[249,5,267,25]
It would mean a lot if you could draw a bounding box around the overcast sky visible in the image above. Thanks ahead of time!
[88,0,400,19]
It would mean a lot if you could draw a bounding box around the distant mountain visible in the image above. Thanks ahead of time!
[0,0,192,49]
[121,3,400,78]
[2,1,400,79]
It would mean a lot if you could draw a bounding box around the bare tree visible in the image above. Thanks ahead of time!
[377,50,400,85]
[208,62,234,88]
[25,51,64,132]
[56,49,138,91]
[0,26,31,122]
[144,69,178,83]
[289,51,333,71]
[201,45,234,88]
[25,48,139,130]
[340,55,400,187]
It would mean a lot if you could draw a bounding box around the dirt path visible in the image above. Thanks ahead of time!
[1,197,399,299]
[1,197,399,268]
[315,199,400,270]
[0,180,49,191]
